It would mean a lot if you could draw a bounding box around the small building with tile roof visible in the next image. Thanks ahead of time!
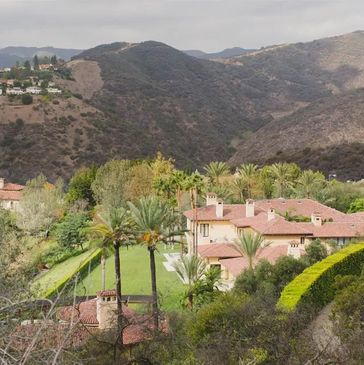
[0,178,24,211]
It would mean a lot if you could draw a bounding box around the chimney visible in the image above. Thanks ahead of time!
[268,207,275,221]
[216,199,224,218]
[0,178,4,190]
[311,213,322,226]
[206,192,217,206]
[288,241,301,259]
[246,199,255,217]
[96,291,117,330]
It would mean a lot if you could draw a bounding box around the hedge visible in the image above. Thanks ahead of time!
[278,243,364,312]
[35,248,102,299]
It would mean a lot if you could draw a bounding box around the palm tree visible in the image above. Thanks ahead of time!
[85,208,134,348]
[183,172,205,254]
[237,163,258,199]
[128,196,184,328]
[169,170,188,209]
[234,231,270,270]
[270,163,294,198]
[173,255,206,309]
[295,170,325,199]
[204,161,230,185]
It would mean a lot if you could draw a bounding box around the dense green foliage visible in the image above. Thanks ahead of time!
[66,166,97,206]
[278,243,364,311]
[55,213,89,249]
[21,93,33,105]
[348,197,364,213]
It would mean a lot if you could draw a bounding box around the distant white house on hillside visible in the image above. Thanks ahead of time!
[46,87,62,94]
[26,86,42,95]
[7,87,24,95]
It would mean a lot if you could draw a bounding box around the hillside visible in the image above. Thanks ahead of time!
[230,31,364,179]
[2,32,364,181]
[229,88,364,179]
[0,46,83,67]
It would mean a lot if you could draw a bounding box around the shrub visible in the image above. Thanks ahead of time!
[21,94,33,105]
[40,245,85,268]
[303,239,327,265]
[278,243,364,312]
[55,213,89,249]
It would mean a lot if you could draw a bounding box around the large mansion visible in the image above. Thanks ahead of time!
[184,193,364,287]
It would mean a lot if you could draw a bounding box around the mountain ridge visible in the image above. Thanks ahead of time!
[2,32,364,181]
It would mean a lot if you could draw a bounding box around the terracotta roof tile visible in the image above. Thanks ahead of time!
[3,183,24,191]
[231,213,311,235]
[184,204,264,221]
[0,190,22,201]
[255,198,347,221]
[219,245,296,277]
[295,222,364,238]
[197,243,242,258]
[0,181,24,201]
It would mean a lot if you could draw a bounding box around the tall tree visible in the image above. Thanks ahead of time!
[128,197,184,328]
[50,55,57,65]
[66,165,97,207]
[91,160,132,210]
[295,170,325,199]
[184,172,205,254]
[234,232,269,270]
[270,163,294,198]
[23,60,31,71]
[17,175,64,234]
[33,55,39,70]
[237,163,258,199]
[85,207,134,348]
[204,161,230,185]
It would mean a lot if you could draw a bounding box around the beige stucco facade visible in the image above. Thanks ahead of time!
[0,199,20,211]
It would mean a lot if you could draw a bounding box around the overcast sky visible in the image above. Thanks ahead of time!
[0,0,363,51]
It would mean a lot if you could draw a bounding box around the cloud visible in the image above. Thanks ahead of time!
[0,0,363,51]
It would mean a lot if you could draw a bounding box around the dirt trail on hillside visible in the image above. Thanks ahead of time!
[55,60,104,99]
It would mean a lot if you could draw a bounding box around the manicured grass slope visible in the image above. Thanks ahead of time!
[31,249,99,297]
[76,245,184,310]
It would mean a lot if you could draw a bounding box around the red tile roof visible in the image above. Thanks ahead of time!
[3,182,24,191]
[0,181,24,201]
[295,222,364,238]
[184,198,347,222]
[184,204,262,221]
[231,213,311,235]
[346,211,364,221]
[255,199,347,221]
[57,298,135,325]
[57,298,159,345]
[0,190,22,201]
[219,245,298,277]
[197,243,242,258]
[184,198,364,238]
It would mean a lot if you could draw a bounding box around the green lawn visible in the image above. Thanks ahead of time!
[31,250,94,296]
[76,245,184,311]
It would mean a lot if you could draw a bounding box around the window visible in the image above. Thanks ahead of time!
[200,224,209,237]
[300,237,305,245]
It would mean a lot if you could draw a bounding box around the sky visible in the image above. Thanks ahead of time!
[0,0,363,51]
